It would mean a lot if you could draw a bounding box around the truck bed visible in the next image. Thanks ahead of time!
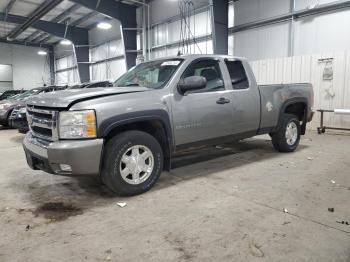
[258,83,313,130]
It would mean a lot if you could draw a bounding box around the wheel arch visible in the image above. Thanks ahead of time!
[277,98,308,135]
[99,110,173,171]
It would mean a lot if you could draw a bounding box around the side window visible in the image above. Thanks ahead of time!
[225,60,249,90]
[183,59,225,92]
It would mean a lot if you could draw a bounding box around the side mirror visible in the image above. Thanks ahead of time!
[177,76,207,95]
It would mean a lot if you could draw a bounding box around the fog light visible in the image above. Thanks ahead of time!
[59,164,72,172]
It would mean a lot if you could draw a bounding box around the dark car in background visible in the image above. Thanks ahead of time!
[9,81,112,133]
[9,104,28,133]
[0,90,24,101]
[0,86,66,127]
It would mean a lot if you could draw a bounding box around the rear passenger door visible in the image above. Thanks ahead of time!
[223,59,260,134]
[172,58,235,146]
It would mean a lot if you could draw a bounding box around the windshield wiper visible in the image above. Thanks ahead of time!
[122,83,140,87]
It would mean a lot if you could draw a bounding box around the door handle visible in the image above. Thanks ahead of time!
[216,97,230,104]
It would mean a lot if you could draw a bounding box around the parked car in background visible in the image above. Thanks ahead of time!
[0,86,66,127]
[68,81,113,89]
[8,82,112,132]
[0,90,24,101]
[8,104,28,133]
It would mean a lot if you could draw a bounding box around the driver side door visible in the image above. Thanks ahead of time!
[171,58,235,146]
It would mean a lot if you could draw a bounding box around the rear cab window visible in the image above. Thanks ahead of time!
[224,60,249,90]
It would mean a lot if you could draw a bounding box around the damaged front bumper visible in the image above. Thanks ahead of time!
[23,132,104,176]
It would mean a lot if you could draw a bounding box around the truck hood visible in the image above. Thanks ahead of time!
[26,87,150,108]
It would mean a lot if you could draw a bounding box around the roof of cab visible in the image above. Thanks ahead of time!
[150,54,247,62]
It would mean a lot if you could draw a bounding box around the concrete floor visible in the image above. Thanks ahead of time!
[0,128,349,262]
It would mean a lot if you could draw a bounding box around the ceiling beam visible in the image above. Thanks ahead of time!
[32,17,70,42]
[0,12,88,44]
[51,3,81,23]
[24,30,41,42]
[24,4,80,42]
[70,10,98,26]
[3,0,17,15]
[40,11,97,44]
[6,0,63,40]
[0,37,51,48]
[69,0,137,26]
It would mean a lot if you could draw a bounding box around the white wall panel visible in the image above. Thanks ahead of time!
[293,9,350,55]
[91,63,107,81]
[295,0,340,10]
[149,0,209,24]
[234,0,290,25]
[250,51,350,130]
[109,39,124,57]
[232,1,350,60]
[88,38,126,82]
[151,7,212,58]
[108,59,127,80]
[56,57,67,71]
[157,9,211,45]
[234,22,290,61]
[56,71,68,85]
[151,39,213,60]
[90,44,108,62]
[229,2,234,28]
[228,35,234,56]
[0,43,50,89]
[0,64,12,81]
[89,20,122,46]
[152,23,168,46]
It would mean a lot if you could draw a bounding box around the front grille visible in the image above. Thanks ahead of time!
[29,110,52,120]
[32,126,52,137]
[26,106,58,141]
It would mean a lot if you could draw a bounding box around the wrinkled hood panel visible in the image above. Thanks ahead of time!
[26,87,150,108]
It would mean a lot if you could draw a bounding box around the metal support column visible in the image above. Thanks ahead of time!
[48,46,55,85]
[69,28,90,83]
[210,0,228,55]
[74,46,90,83]
[288,0,296,56]
[142,1,147,60]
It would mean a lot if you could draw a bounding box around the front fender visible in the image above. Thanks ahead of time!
[98,109,172,139]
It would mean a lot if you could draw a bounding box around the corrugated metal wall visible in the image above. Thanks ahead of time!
[250,51,350,130]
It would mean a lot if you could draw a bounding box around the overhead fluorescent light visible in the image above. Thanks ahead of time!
[37,50,47,55]
[97,22,112,30]
[60,39,72,45]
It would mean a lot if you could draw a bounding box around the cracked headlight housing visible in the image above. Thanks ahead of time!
[59,110,97,139]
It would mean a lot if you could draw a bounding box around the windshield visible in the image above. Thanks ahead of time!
[114,59,183,89]
[13,89,41,100]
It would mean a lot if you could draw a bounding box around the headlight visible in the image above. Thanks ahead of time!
[18,107,26,114]
[59,110,97,139]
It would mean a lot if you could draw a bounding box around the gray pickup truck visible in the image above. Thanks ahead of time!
[23,55,314,196]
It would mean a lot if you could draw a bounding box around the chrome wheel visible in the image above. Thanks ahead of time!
[119,145,154,185]
[285,122,298,146]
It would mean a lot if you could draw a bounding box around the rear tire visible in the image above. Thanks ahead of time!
[271,114,301,152]
[101,130,163,196]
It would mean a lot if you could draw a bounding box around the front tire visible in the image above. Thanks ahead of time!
[101,131,163,196]
[271,114,301,152]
